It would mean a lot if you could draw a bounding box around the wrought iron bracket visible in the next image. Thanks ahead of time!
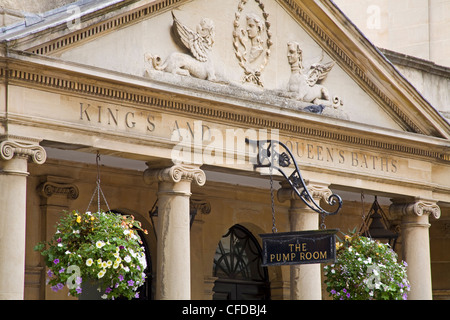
[246,138,342,217]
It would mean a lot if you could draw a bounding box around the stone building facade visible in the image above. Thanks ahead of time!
[0,0,449,300]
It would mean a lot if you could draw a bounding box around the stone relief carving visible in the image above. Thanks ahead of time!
[143,8,346,119]
[145,12,217,81]
[233,0,272,87]
[281,42,343,107]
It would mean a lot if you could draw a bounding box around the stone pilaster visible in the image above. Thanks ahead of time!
[35,176,79,300]
[143,164,206,300]
[277,180,331,300]
[390,199,441,300]
[0,136,46,300]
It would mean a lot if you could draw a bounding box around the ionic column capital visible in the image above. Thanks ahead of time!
[143,164,206,186]
[0,136,46,165]
[277,180,331,204]
[390,200,441,220]
[37,181,79,200]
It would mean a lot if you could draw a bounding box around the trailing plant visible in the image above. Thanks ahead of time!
[34,210,148,300]
[324,232,410,300]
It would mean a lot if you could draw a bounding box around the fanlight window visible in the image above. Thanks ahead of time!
[213,225,267,282]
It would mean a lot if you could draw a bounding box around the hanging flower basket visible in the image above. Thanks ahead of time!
[34,210,148,300]
[323,233,410,300]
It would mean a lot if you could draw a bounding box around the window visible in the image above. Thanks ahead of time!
[213,225,270,300]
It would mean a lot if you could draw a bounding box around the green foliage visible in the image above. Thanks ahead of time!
[34,210,148,300]
[323,233,410,300]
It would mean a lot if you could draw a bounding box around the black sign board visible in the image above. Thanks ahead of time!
[260,229,338,266]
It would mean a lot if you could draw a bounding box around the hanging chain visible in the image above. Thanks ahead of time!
[320,212,326,230]
[359,191,369,236]
[269,165,277,233]
[86,151,111,213]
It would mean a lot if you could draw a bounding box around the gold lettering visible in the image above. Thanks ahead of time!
[320,251,327,259]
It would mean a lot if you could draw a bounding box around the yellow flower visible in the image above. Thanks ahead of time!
[113,261,120,269]
[76,216,82,223]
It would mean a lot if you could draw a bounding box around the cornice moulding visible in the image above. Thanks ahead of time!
[1,53,449,164]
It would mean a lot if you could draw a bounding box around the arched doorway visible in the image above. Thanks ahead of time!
[212,225,270,300]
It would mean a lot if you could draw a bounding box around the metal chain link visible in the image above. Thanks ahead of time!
[269,165,277,233]
[86,151,111,213]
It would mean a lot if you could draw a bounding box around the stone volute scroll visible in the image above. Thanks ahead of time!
[144,12,217,81]
[143,164,206,187]
[0,137,47,165]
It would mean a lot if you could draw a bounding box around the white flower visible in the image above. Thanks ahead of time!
[96,240,106,248]
[101,294,108,299]
[65,250,71,255]
[86,258,93,266]
[98,269,106,278]
[124,255,132,263]
[57,243,63,247]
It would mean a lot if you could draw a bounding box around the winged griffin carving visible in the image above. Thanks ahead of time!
[145,12,217,81]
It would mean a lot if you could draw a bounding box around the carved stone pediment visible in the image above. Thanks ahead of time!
[6,0,449,135]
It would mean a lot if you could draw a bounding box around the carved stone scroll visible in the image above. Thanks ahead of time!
[0,137,47,164]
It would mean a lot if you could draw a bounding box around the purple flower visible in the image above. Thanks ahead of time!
[346,293,350,298]
[76,287,82,294]
[51,282,64,292]
[47,270,54,278]
[53,258,60,265]
[105,287,112,293]
[127,280,134,287]
[330,289,336,295]
[135,292,140,299]
[59,268,65,273]
[57,238,62,243]
[118,275,124,281]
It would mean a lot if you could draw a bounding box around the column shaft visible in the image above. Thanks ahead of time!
[0,137,46,300]
[0,157,28,299]
[390,200,440,300]
[278,181,331,300]
[144,164,205,300]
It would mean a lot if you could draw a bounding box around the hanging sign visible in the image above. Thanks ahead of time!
[260,229,338,266]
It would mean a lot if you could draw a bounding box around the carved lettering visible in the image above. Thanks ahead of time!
[79,101,157,134]
[284,139,399,174]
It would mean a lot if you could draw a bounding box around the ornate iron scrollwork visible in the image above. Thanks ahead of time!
[246,138,342,217]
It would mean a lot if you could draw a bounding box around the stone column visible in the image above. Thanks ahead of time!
[143,164,206,300]
[0,137,46,299]
[277,180,331,300]
[390,199,441,300]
